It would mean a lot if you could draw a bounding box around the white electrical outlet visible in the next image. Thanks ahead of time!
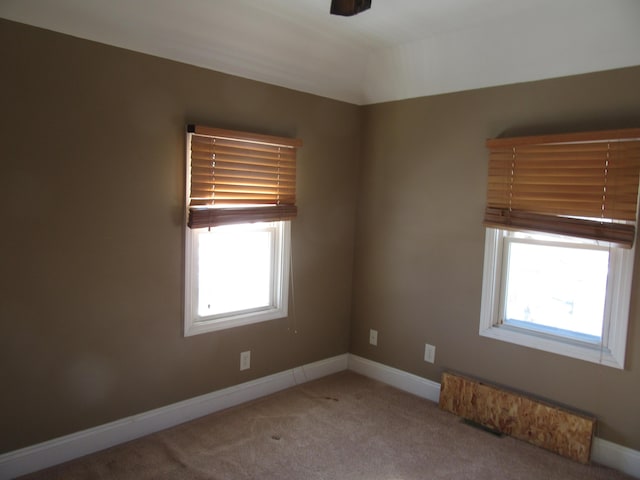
[369,329,378,346]
[240,350,251,371]
[424,343,436,363]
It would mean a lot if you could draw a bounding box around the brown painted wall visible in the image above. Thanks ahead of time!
[0,19,360,453]
[352,66,640,450]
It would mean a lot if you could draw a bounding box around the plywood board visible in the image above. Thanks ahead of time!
[439,372,596,464]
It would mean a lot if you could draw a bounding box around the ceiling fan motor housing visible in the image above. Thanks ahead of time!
[330,0,372,16]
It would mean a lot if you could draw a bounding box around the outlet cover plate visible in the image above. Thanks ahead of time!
[424,343,436,363]
[369,329,378,346]
[240,350,251,371]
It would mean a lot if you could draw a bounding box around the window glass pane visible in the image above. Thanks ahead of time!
[197,224,273,316]
[504,240,609,340]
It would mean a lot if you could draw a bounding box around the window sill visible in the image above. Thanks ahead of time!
[185,306,287,336]
[479,324,623,369]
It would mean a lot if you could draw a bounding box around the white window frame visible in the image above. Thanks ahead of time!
[184,220,291,336]
[479,227,634,369]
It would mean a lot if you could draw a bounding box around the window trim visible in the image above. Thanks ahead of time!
[479,227,634,369]
[184,220,291,336]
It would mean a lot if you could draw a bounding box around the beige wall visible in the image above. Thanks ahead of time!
[0,19,360,453]
[352,66,640,450]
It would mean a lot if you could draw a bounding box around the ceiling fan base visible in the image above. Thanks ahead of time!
[330,0,372,17]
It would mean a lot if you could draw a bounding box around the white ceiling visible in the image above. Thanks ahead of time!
[2,0,640,105]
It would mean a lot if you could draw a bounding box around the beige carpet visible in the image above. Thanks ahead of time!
[20,371,633,479]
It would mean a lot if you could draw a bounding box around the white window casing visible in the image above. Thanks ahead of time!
[479,228,634,369]
[184,221,291,336]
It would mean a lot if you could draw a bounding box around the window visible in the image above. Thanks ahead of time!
[479,129,640,368]
[480,228,634,368]
[185,221,291,335]
[184,125,301,336]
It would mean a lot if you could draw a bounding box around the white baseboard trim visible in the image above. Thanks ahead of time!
[0,354,349,480]
[347,354,441,403]
[592,437,640,479]
[347,354,640,479]
[2,353,638,479]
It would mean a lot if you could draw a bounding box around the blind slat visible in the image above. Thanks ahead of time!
[191,153,295,166]
[191,187,296,198]
[192,173,296,185]
[191,167,296,181]
[192,179,296,190]
[190,152,295,166]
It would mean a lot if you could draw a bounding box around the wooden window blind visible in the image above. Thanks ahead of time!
[187,125,302,229]
[484,128,640,247]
